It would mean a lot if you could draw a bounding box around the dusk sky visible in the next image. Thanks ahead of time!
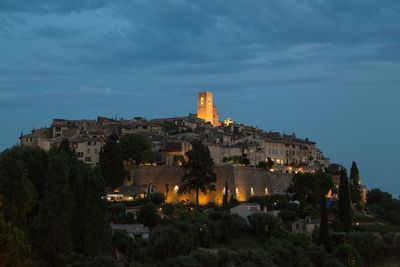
[1,0,399,196]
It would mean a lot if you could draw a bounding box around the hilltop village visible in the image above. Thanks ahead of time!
[20,92,332,203]
[9,92,399,267]
[21,91,330,172]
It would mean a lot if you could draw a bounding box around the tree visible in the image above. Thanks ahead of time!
[224,155,250,166]
[222,182,229,210]
[267,157,274,170]
[149,226,193,261]
[258,158,274,170]
[367,188,393,206]
[350,162,360,186]
[0,147,37,228]
[71,166,111,256]
[33,151,74,266]
[137,203,161,227]
[99,135,126,189]
[338,168,352,232]
[247,213,280,236]
[178,140,216,206]
[333,243,363,267]
[0,214,31,267]
[229,195,240,208]
[59,138,73,155]
[19,146,48,201]
[288,171,333,207]
[279,209,299,224]
[319,193,330,252]
[119,134,152,164]
[350,162,361,205]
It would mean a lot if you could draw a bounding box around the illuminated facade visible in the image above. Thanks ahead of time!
[197,91,221,127]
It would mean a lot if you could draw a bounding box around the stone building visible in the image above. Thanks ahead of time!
[197,91,221,127]
[126,165,293,205]
[20,92,330,173]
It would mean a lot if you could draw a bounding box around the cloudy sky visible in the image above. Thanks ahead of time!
[1,0,399,196]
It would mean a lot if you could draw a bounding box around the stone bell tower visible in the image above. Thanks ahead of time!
[197,91,220,126]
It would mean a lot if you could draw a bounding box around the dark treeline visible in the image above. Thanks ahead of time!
[1,139,400,267]
[0,140,113,267]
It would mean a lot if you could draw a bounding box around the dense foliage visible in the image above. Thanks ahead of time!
[0,144,111,267]
[1,144,399,266]
[99,135,126,189]
[338,168,352,232]
[119,134,154,164]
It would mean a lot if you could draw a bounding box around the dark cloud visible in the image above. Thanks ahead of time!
[0,0,109,14]
[1,0,400,196]
[33,25,81,39]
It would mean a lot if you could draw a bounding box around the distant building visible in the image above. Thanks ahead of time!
[291,216,320,236]
[20,92,330,174]
[110,223,149,240]
[230,203,267,220]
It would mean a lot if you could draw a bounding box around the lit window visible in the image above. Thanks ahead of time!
[250,187,254,196]
[235,187,239,196]
[265,188,269,195]
[174,185,179,193]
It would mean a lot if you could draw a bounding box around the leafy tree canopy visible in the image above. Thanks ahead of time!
[179,140,216,206]
[119,134,153,164]
[288,171,334,207]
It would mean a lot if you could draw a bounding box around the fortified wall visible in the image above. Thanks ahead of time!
[127,166,293,205]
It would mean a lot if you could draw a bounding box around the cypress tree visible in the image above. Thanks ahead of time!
[99,134,125,189]
[222,181,229,209]
[33,151,74,266]
[350,161,362,205]
[72,167,111,256]
[338,168,352,232]
[0,147,37,228]
[319,193,330,251]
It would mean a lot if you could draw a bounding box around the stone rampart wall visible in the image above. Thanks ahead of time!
[127,166,293,204]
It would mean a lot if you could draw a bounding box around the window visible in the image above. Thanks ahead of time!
[85,157,92,162]
[87,141,91,146]
[87,148,90,153]
[94,149,98,154]
[76,152,84,158]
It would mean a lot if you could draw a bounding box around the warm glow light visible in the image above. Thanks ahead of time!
[235,187,239,196]
[265,188,269,195]
[250,187,254,196]
[174,185,179,193]
[224,118,234,126]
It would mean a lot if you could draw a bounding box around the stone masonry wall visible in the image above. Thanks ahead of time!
[128,166,293,205]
